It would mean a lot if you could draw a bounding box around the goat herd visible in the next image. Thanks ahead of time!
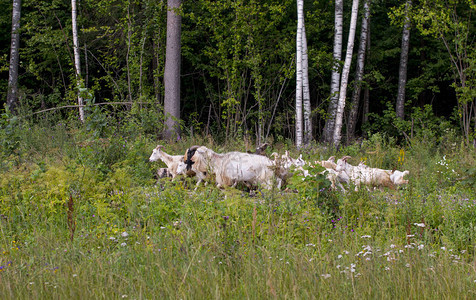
[149,144,410,192]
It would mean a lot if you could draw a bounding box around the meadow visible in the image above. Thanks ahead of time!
[1,118,476,299]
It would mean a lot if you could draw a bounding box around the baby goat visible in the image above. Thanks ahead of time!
[149,145,186,178]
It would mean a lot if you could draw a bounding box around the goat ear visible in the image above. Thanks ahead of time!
[342,155,352,161]
[156,145,164,150]
[403,170,409,176]
[328,156,335,162]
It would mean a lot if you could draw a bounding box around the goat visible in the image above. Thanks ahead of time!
[357,161,410,186]
[335,156,395,190]
[185,146,282,189]
[315,156,337,170]
[149,145,185,178]
[250,143,269,156]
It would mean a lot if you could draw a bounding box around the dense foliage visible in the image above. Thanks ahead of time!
[0,0,474,142]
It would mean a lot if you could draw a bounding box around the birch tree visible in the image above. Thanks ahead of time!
[6,0,22,113]
[332,0,360,147]
[396,0,412,119]
[347,0,371,142]
[322,0,343,143]
[302,24,312,145]
[163,0,182,140]
[72,0,84,122]
[295,0,304,147]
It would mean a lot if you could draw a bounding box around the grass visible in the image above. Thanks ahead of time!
[1,121,476,299]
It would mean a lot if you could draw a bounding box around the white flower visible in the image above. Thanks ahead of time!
[121,232,129,238]
[122,295,128,298]
[441,247,446,251]
[406,234,415,238]
[337,255,343,259]
[73,274,78,277]
[160,226,166,229]
[361,235,371,238]
[413,223,425,228]
[418,244,424,250]
[385,267,390,271]
[306,243,316,247]
[404,245,414,249]
[390,244,396,249]
[121,242,127,247]
[344,250,350,255]
[321,274,331,279]
[405,263,410,268]
[109,237,116,240]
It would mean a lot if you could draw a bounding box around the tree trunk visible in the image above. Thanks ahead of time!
[332,0,360,147]
[6,0,22,113]
[72,0,84,122]
[295,0,304,147]
[396,0,412,119]
[322,0,343,143]
[163,0,182,140]
[347,0,370,142]
[302,24,312,145]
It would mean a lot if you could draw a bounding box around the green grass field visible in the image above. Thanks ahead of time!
[1,124,476,299]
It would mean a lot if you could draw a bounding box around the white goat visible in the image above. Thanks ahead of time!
[149,145,185,178]
[185,146,282,189]
[357,161,410,186]
[335,156,395,190]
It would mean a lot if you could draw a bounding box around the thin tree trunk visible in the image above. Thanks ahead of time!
[332,0,360,147]
[347,0,370,142]
[163,0,182,140]
[302,24,312,145]
[295,0,304,147]
[71,0,84,122]
[6,0,22,113]
[322,0,343,143]
[126,5,133,104]
[396,0,412,119]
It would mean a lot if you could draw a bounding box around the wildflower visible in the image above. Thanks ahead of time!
[405,263,410,268]
[122,295,128,298]
[361,235,371,238]
[73,274,78,277]
[418,244,424,250]
[406,234,415,238]
[306,243,316,247]
[344,250,350,255]
[121,242,127,247]
[109,237,116,241]
[337,255,343,259]
[321,274,331,279]
[413,223,425,228]
[441,247,446,251]
[385,267,390,271]
[121,232,129,238]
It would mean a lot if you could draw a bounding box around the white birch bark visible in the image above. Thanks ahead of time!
[396,0,412,119]
[302,24,312,145]
[295,0,303,147]
[72,0,84,122]
[347,0,370,142]
[164,0,182,140]
[6,0,22,112]
[322,0,343,143]
[332,0,360,147]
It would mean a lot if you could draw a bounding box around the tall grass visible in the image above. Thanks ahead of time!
[1,119,476,298]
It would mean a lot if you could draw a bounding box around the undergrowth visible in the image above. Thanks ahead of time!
[1,116,475,298]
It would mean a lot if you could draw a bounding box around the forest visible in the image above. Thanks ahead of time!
[1,0,476,298]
